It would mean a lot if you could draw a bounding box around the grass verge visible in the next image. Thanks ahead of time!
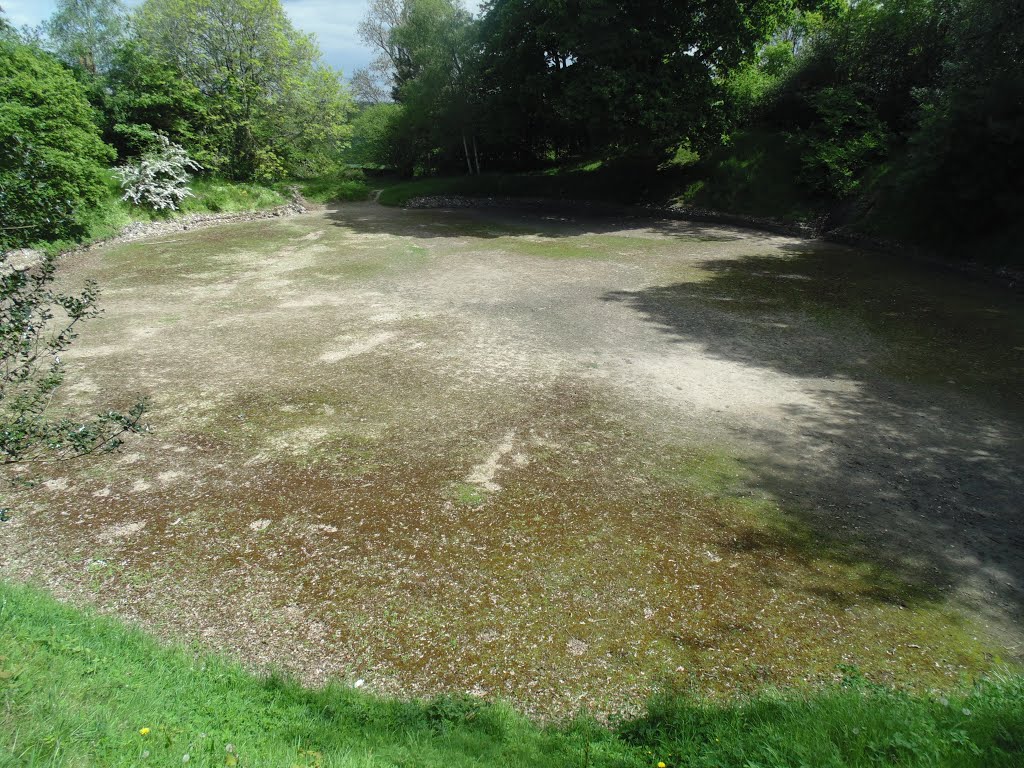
[69,172,288,250]
[2,581,1022,767]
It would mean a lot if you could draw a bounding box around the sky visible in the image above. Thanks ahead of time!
[1,0,483,77]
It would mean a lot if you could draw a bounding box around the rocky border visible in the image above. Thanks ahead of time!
[76,187,310,252]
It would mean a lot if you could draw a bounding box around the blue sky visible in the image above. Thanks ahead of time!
[1,1,483,77]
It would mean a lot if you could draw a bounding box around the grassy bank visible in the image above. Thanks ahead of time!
[373,162,694,209]
[1,582,1021,767]
[283,176,372,204]
[72,173,288,249]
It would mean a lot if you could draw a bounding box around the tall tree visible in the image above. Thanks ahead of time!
[358,0,480,174]
[42,0,128,74]
[358,0,417,101]
[0,38,113,245]
[134,0,353,180]
[479,0,793,162]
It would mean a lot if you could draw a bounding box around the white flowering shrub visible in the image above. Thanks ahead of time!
[114,135,202,211]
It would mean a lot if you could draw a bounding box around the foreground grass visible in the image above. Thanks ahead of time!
[1,582,1022,767]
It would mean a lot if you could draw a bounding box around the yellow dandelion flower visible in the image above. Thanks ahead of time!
[139,727,151,736]
[658,763,667,768]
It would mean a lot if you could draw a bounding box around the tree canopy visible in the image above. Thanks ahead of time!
[0,38,113,246]
[134,0,353,180]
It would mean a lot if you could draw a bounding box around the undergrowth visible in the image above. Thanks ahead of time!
[62,172,287,251]
[285,176,371,204]
[1,581,1021,767]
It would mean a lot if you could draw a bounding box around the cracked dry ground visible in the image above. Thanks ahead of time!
[2,202,1022,718]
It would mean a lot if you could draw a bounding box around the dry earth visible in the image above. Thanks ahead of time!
[2,201,1022,718]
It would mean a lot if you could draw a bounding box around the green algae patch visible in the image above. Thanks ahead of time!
[447,481,490,508]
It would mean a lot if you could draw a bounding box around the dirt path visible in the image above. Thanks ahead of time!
[2,202,1021,717]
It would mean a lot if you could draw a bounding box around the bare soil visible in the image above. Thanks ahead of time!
[2,201,1021,718]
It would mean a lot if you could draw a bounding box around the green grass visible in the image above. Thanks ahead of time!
[179,179,286,214]
[2,581,1023,767]
[62,172,287,252]
[283,177,372,204]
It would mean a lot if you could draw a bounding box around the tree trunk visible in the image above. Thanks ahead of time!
[462,134,473,175]
[472,135,481,175]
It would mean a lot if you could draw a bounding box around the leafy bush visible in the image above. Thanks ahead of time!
[181,179,285,214]
[114,134,201,211]
[0,39,114,247]
[795,86,889,199]
[0,251,146,467]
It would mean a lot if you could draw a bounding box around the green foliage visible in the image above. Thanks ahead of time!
[678,130,815,219]
[371,0,480,175]
[477,0,792,164]
[134,0,353,181]
[101,41,212,162]
[41,0,128,74]
[2,581,1023,767]
[796,86,889,198]
[761,0,951,201]
[0,39,113,247]
[0,9,15,41]
[873,0,1024,254]
[346,102,407,170]
[0,250,145,466]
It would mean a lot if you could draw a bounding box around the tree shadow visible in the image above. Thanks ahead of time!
[604,244,1024,638]
[322,200,759,243]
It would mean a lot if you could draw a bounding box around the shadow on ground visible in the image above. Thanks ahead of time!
[323,201,760,243]
[604,243,1024,643]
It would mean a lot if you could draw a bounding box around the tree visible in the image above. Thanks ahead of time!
[0,39,114,246]
[358,0,416,101]
[391,0,481,174]
[134,0,353,180]
[359,0,480,175]
[42,0,128,74]
[350,67,390,105]
[891,0,1024,249]
[347,102,413,172]
[101,40,213,162]
[477,0,792,163]
[0,8,15,41]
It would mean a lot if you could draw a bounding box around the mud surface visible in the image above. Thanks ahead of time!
[2,202,1022,718]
